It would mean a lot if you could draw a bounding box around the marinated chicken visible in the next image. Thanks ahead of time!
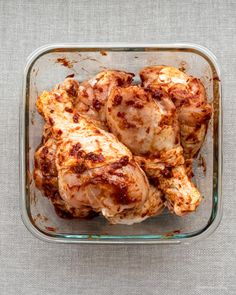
[34,124,97,219]
[140,66,212,161]
[106,86,202,215]
[34,78,164,224]
[75,70,134,129]
[34,66,212,223]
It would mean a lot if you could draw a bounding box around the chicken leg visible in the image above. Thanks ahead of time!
[34,78,164,224]
[106,85,202,216]
[140,66,212,162]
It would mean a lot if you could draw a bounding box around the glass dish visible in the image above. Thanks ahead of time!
[20,43,222,244]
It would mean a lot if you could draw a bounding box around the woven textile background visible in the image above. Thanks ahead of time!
[0,1,235,294]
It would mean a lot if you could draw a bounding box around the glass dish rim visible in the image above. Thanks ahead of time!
[20,42,222,244]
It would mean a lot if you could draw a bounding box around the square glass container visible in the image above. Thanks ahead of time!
[20,43,222,244]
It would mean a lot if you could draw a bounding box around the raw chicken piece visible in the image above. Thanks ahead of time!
[75,70,134,129]
[34,78,164,224]
[140,66,212,161]
[106,85,202,215]
[34,124,97,219]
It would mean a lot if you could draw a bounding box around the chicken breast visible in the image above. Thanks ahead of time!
[106,85,202,216]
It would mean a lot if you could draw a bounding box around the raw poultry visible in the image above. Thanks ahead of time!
[34,77,164,224]
[34,66,212,223]
[140,66,212,162]
[106,85,202,215]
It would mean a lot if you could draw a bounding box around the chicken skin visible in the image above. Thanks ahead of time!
[34,124,97,219]
[75,70,134,129]
[106,86,202,215]
[34,78,164,224]
[140,66,212,161]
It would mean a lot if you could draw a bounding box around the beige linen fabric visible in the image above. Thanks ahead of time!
[0,1,235,294]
